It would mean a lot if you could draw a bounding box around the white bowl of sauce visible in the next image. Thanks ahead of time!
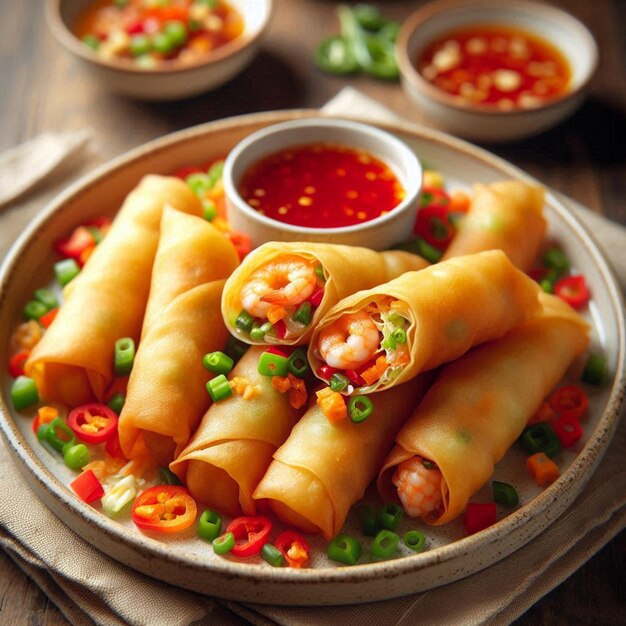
[396,0,598,142]
[223,118,423,250]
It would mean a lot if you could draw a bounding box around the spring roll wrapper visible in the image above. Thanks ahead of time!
[253,374,433,540]
[442,181,546,271]
[25,175,203,406]
[118,211,239,465]
[309,250,543,391]
[377,293,590,525]
[170,347,305,517]
[221,241,429,346]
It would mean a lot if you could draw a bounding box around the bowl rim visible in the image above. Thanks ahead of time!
[45,0,274,75]
[222,117,423,236]
[396,0,599,118]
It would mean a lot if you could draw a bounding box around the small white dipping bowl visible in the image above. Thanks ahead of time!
[46,0,273,101]
[397,0,598,142]
[223,118,423,250]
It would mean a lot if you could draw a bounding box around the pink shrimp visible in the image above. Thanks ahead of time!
[317,311,380,370]
[392,456,444,518]
[240,255,317,318]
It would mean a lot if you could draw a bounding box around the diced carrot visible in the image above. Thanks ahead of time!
[360,355,388,386]
[315,387,334,401]
[267,305,286,324]
[271,376,291,394]
[528,401,556,426]
[78,245,96,266]
[316,389,347,422]
[449,189,471,213]
[526,452,560,486]
[288,374,307,409]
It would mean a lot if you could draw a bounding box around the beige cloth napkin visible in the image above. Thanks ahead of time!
[1,88,625,626]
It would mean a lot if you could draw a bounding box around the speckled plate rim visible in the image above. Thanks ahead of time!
[0,110,624,605]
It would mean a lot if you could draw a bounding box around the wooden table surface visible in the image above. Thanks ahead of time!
[1,0,624,624]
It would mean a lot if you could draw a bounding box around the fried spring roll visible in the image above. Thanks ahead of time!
[377,293,590,525]
[309,250,542,394]
[25,175,203,406]
[170,347,306,517]
[253,375,432,539]
[442,180,546,271]
[222,242,429,346]
[118,209,239,465]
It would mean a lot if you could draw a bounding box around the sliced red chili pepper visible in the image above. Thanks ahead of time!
[274,530,310,568]
[67,403,118,444]
[70,469,104,503]
[552,414,583,448]
[554,275,589,310]
[225,515,272,557]
[131,485,197,534]
[419,186,451,209]
[8,350,30,378]
[549,385,589,420]
[414,205,455,250]
[39,308,59,329]
[55,225,97,260]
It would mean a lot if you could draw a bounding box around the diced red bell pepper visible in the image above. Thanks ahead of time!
[227,230,251,261]
[309,287,325,308]
[464,502,497,535]
[55,226,97,261]
[316,364,337,381]
[39,307,59,329]
[70,470,104,503]
[345,369,366,387]
[273,319,287,339]
[225,515,272,557]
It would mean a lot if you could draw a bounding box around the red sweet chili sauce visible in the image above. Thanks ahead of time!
[416,26,571,110]
[238,143,406,229]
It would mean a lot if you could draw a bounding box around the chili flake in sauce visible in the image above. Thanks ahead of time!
[416,26,571,110]
[238,143,405,229]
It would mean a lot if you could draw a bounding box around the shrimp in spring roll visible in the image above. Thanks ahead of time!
[253,374,432,539]
[25,175,203,406]
[170,346,306,517]
[221,242,429,346]
[442,180,546,271]
[118,208,239,465]
[308,250,542,395]
[377,293,590,525]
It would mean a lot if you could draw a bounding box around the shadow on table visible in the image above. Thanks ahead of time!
[128,51,308,129]
[492,97,626,167]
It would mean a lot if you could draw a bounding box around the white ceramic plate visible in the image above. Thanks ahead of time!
[1,111,624,605]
